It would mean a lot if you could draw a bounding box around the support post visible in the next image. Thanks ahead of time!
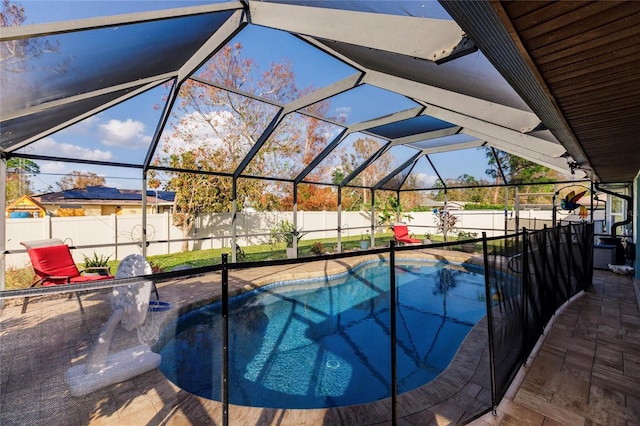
[552,185,558,227]
[142,172,148,257]
[554,225,561,303]
[293,184,298,258]
[0,157,5,308]
[541,225,549,324]
[370,189,375,246]
[504,186,509,236]
[590,181,595,223]
[482,232,498,415]
[337,188,342,253]
[515,186,520,232]
[221,254,229,426]
[231,179,237,263]
[389,240,397,423]
[112,213,119,261]
[522,228,529,366]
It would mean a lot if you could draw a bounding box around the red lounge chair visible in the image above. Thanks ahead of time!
[392,223,421,244]
[21,239,114,314]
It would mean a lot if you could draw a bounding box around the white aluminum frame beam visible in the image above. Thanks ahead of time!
[176,9,246,83]
[387,126,462,147]
[418,139,485,155]
[347,106,424,135]
[465,129,570,174]
[282,74,363,115]
[6,77,174,153]
[423,103,566,160]
[0,2,244,41]
[3,72,175,122]
[249,1,467,62]
[359,73,569,172]
[364,71,542,134]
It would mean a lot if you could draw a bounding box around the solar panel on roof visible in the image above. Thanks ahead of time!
[63,187,141,200]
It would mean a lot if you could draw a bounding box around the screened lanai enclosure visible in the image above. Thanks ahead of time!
[1,1,639,425]
[3,0,635,262]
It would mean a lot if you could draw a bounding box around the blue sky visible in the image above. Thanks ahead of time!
[15,0,494,193]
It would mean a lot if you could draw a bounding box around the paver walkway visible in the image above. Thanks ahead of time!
[472,269,640,426]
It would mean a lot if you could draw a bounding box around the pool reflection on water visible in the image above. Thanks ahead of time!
[158,260,489,409]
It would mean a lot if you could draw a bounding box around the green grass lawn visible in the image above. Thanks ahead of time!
[5,233,394,290]
[2,233,527,291]
[145,233,397,270]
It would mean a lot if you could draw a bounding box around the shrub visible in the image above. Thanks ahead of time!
[83,252,111,267]
[310,242,326,255]
[148,260,165,273]
[457,230,478,240]
[463,203,510,210]
[270,220,305,248]
[5,265,35,290]
[235,244,246,261]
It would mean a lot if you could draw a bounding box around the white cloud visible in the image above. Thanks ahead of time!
[39,161,67,174]
[160,111,228,155]
[30,161,67,193]
[99,118,151,149]
[335,106,351,122]
[26,137,113,161]
[414,172,438,187]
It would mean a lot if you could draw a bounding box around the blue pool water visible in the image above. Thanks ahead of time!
[158,260,489,409]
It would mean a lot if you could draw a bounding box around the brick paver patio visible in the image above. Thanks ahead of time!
[2,257,639,425]
[472,269,640,426]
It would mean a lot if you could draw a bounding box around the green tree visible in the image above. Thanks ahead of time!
[153,43,333,249]
[487,149,551,184]
[5,158,39,202]
[333,136,386,210]
[399,174,427,211]
[376,194,413,229]
[56,171,106,190]
[485,148,559,203]
[440,174,494,204]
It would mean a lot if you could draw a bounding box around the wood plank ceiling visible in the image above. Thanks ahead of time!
[501,1,640,183]
[444,1,640,183]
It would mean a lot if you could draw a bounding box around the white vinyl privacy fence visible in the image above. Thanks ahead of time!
[4,210,554,268]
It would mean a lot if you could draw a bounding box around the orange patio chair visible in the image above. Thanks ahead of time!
[21,239,114,314]
[392,223,421,245]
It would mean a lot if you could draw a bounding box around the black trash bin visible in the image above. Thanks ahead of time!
[598,236,626,265]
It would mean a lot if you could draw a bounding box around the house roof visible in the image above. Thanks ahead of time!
[36,186,175,204]
[6,194,47,212]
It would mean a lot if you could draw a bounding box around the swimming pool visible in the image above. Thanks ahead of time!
[158,259,489,409]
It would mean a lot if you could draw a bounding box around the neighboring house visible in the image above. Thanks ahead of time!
[5,194,47,218]
[444,201,466,210]
[31,186,175,216]
[420,199,465,210]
